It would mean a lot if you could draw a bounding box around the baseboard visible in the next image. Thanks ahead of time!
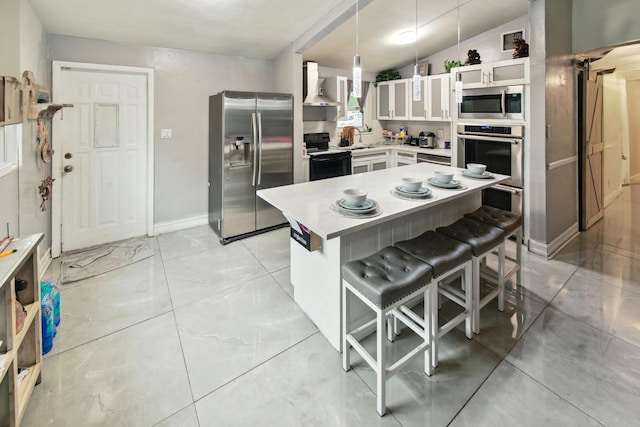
[39,248,53,280]
[528,223,579,258]
[605,187,624,208]
[153,214,208,236]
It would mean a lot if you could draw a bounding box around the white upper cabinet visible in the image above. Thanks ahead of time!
[408,77,427,120]
[454,57,529,89]
[427,74,451,121]
[377,79,409,120]
[324,76,348,121]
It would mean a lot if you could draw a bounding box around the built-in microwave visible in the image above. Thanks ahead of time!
[458,85,524,120]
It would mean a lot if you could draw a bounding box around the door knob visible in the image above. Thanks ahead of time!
[64,153,73,159]
[64,165,73,173]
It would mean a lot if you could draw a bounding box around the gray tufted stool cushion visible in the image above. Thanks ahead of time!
[342,246,433,309]
[394,231,472,278]
[436,218,504,256]
[464,205,522,236]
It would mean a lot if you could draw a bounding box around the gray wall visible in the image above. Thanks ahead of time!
[48,35,275,225]
[573,0,640,53]
[0,0,51,257]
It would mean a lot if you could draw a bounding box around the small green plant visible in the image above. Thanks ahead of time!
[444,60,462,73]
[374,69,402,87]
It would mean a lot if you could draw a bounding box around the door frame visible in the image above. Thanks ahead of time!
[51,61,155,258]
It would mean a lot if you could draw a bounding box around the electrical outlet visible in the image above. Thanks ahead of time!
[161,129,172,139]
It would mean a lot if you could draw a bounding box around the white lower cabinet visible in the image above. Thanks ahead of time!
[394,151,417,167]
[352,152,388,174]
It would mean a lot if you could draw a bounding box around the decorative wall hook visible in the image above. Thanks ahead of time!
[39,176,55,212]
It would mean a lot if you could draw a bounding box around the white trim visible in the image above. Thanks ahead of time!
[39,248,52,276]
[501,29,526,53]
[547,156,577,170]
[528,222,579,258]
[51,61,155,257]
[154,214,209,236]
[604,186,623,208]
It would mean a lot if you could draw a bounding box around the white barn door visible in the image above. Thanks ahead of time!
[59,68,149,251]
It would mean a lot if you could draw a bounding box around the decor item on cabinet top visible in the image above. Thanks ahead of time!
[512,38,529,58]
[374,69,401,87]
[464,49,481,66]
[444,60,462,73]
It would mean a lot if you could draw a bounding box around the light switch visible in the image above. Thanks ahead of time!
[161,129,172,139]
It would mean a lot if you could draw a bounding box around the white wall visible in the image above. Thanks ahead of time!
[398,15,530,77]
[573,0,640,53]
[603,73,625,205]
[48,35,274,225]
[627,80,640,182]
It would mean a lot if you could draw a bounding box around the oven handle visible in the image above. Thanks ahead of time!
[457,134,521,144]
[501,89,506,117]
[492,184,523,194]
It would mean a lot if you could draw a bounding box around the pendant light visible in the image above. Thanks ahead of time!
[353,0,362,98]
[412,0,421,101]
[454,0,463,104]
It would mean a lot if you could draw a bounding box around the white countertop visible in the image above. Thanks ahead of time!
[258,163,508,240]
[304,145,452,158]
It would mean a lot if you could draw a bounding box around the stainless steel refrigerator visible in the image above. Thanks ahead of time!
[209,91,293,242]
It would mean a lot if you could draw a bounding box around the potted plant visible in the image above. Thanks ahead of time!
[444,60,462,73]
[374,69,401,87]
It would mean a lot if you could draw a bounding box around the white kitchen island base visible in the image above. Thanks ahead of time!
[258,163,509,353]
[290,193,480,351]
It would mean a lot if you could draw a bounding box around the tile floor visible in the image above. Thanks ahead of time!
[22,185,640,426]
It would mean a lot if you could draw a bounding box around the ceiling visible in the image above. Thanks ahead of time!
[29,0,528,73]
[590,43,640,80]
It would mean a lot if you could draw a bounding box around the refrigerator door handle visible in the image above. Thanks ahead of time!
[251,112,257,186]
[257,112,263,186]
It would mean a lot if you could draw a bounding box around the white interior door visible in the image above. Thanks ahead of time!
[582,70,605,229]
[60,69,148,251]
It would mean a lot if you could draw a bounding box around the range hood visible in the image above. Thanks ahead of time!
[303,62,337,106]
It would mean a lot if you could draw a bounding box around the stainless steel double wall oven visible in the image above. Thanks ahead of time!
[457,124,524,215]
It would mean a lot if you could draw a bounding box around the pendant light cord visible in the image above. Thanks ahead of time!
[356,0,359,55]
[415,0,418,66]
[457,0,460,61]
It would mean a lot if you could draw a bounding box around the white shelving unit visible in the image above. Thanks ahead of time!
[0,234,43,427]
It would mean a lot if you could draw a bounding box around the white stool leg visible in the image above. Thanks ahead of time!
[376,310,386,416]
[516,227,523,287]
[430,280,439,369]
[498,243,505,312]
[463,262,473,339]
[472,256,481,334]
[342,281,351,371]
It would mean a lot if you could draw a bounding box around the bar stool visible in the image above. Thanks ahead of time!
[342,246,434,416]
[393,231,473,368]
[464,205,523,290]
[436,218,505,334]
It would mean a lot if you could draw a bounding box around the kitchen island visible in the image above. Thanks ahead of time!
[258,163,509,351]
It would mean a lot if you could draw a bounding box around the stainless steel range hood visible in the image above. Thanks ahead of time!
[303,62,337,106]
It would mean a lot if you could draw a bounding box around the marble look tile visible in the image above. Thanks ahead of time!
[506,307,640,426]
[552,234,601,267]
[505,250,578,303]
[46,257,172,356]
[353,327,502,425]
[196,334,401,427]
[175,274,318,400]
[157,225,221,261]
[21,313,193,427]
[164,242,269,308]
[551,268,640,347]
[241,227,290,272]
[579,248,640,293]
[450,361,602,427]
[271,267,293,299]
[154,405,199,427]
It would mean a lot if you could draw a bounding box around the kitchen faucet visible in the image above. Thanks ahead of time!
[354,127,362,144]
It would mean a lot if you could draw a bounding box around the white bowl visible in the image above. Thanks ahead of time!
[343,188,367,207]
[433,171,454,184]
[466,163,486,175]
[401,177,422,192]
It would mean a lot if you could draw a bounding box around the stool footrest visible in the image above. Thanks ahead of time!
[439,311,470,337]
[439,284,466,307]
[350,317,377,341]
[479,287,501,310]
[388,342,430,379]
[345,334,376,371]
[393,307,426,338]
